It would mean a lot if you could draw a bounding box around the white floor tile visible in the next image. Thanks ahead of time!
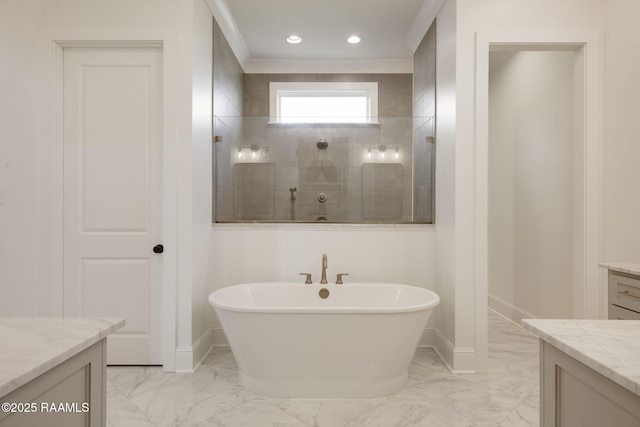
[107,312,540,427]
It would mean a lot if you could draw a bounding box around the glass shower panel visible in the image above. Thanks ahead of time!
[362,164,404,221]
[213,116,432,224]
[232,163,275,220]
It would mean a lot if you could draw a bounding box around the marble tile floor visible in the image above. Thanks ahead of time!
[107,312,540,427]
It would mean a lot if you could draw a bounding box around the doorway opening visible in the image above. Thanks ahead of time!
[475,35,602,373]
[488,47,585,322]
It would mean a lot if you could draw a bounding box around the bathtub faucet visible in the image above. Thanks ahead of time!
[320,254,328,284]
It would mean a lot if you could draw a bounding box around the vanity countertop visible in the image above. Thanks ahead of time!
[599,262,640,276]
[523,318,640,397]
[0,317,125,397]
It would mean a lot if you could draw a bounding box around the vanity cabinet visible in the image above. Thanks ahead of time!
[0,341,105,427]
[607,270,640,319]
[524,319,640,427]
[0,318,124,427]
[540,341,640,427]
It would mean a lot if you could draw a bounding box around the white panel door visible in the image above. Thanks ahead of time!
[63,47,163,365]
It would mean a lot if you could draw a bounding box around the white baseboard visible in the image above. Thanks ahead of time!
[174,326,215,373]
[418,327,435,347]
[432,328,476,374]
[212,327,228,347]
[174,346,193,373]
[488,295,537,328]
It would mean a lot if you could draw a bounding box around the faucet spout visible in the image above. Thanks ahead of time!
[320,254,328,284]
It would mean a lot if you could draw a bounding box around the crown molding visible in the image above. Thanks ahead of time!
[406,0,445,52]
[206,0,251,69]
[244,58,413,74]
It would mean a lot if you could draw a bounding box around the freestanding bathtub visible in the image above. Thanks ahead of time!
[208,282,440,398]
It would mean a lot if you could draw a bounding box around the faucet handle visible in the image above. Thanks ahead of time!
[336,273,349,285]
[299,273,312,284]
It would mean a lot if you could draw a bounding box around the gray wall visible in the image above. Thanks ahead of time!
[413,22,436,223]
[213,18,244,221]
[236,74,414,222]
[243,74,412,118]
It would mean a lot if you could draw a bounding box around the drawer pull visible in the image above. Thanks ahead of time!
[619,289,640,300]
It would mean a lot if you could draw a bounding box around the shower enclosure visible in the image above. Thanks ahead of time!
[211,16,436,224]
[214,116,434,224]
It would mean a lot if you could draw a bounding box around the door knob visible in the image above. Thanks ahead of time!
[153,244,164,254]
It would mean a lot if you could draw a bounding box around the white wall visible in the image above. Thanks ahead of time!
[191,0,216,369]
[436,0,604,372]
[38,0,205,372]
[0,0,41,316]
[433,0,458,369]
[210,225,436,343]
[488,51,581,321]
[0,0,213,371]
[602,0,640,264]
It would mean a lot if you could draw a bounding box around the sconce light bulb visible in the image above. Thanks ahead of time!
[378,145,387,159]
[367,148,372,159]
[249,144,260,160]
[237,148,243,159]
[395,149,399,159]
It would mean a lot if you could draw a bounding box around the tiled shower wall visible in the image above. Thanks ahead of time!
[413,21,436,223]
[225,74,414,222]
[213,18,243,221]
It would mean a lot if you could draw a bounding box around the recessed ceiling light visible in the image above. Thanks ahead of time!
[286,35,302,44]
[347,35,361,44]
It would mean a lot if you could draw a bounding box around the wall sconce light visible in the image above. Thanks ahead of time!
[237,144,268,161]
[366,145,400,161]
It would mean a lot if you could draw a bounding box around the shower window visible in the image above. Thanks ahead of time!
[269,82,379,124]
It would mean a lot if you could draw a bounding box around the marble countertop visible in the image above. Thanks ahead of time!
[599,262,640,276]
[523,318,640,396]
[0,317,125,397]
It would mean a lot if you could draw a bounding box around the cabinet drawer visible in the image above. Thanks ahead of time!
[608,272,640,313]
[609,304,640,320]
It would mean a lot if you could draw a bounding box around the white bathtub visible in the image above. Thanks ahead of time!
[208,282,440,398]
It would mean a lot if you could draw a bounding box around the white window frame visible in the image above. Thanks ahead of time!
[269,81,379,124]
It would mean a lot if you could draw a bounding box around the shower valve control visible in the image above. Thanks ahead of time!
[317,193,327,203]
